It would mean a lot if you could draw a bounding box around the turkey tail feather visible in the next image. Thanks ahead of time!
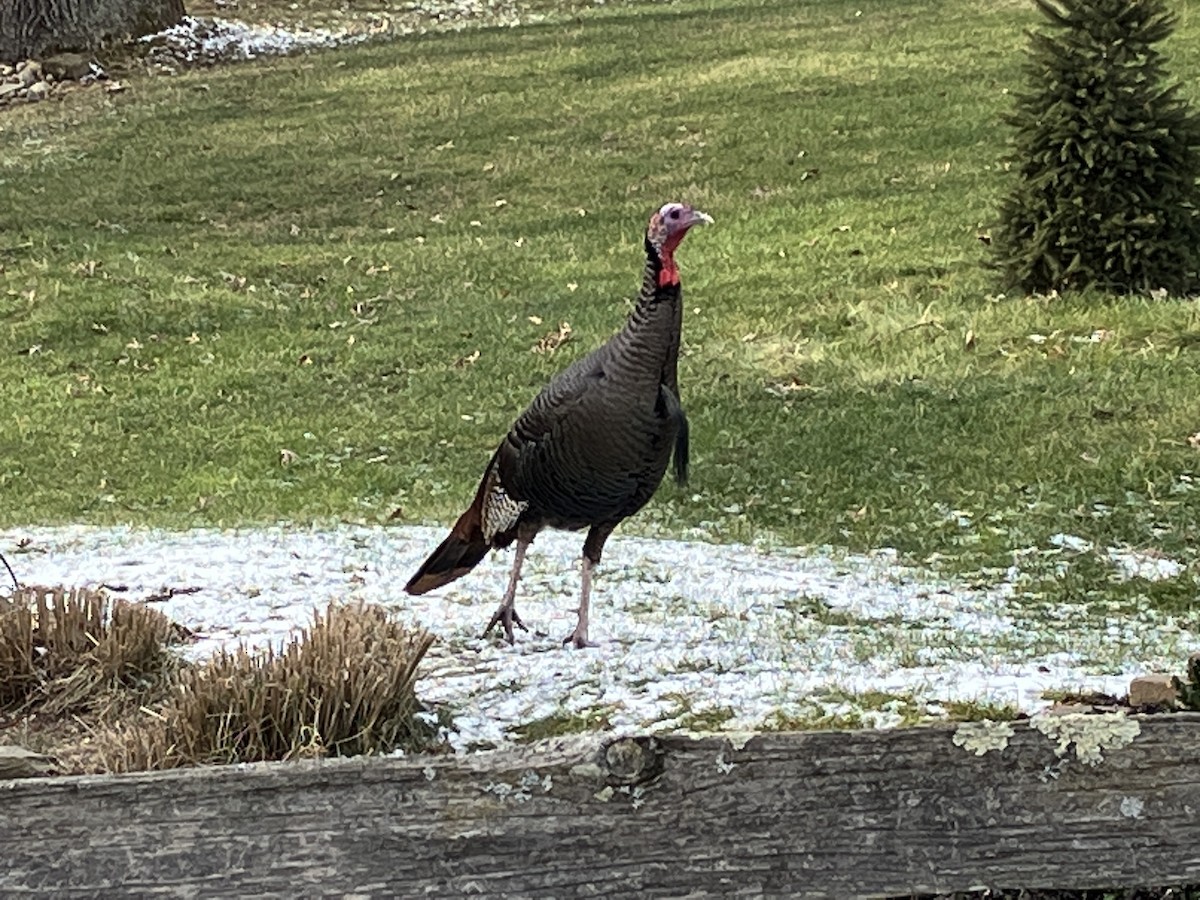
[659,384,689,486]
[405,509,490,595]
[673,413,689,486]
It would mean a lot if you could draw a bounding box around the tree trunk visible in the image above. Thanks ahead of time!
[0,0,185,63]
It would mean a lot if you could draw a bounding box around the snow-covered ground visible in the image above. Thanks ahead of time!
[2,525,1191,751]
[138,1,554,70]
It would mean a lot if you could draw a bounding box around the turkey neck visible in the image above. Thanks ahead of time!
[606,236,683,393]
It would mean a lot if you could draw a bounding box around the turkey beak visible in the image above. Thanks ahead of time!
[686,209,714,229]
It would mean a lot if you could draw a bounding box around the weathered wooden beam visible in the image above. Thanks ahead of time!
[4,714,1200,897]
[0,745,57,780]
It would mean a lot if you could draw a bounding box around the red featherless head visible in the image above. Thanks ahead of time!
[646,202,713,257]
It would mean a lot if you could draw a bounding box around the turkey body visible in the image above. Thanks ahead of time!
[498,316,686,534]
[405,201,709,648]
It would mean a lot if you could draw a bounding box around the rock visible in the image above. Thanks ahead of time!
[1128,674,1178,709]
[0,82,23,101]
[0,64,12,77]
[42,52,92,82]
[26,81,51,101]
[17,60,42,87]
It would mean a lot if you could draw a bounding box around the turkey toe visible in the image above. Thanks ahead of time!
[484,605,527,644]
[562,629,598,650]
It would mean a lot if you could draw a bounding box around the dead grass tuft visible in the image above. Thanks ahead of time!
[98,601,436,772]
[0,586,180,716]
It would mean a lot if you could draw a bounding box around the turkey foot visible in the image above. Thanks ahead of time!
[482,538,530,644]
[484,604,527,644]
[562,626,598,650]
[562,554,599,648]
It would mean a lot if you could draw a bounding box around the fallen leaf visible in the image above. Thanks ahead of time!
[766,378,813,396]
[279,449,298,466]
[453,350,481,368]
[532,322,572,355]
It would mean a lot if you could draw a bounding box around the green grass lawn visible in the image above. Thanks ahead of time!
[2,0,1199,591]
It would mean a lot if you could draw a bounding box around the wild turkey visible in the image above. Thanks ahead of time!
[405,201,712,648]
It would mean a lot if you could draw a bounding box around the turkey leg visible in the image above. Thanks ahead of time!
[484,537,530,644]
[564,524,613,649]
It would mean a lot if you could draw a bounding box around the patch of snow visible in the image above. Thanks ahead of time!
[1048,532,1092,553]
[3,525,1191,752]
[1107,547,1185,582]
[139,0,551,69]
[141,16,370,63]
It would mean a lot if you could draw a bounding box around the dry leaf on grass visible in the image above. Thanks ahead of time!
[532,322,572,355]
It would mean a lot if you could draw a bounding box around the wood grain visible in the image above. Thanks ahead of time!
[0,745,56,780]
[4,715,1200,897]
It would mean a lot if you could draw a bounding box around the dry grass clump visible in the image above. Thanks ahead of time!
[99,601,436,772]
[0,586,180,716]
[0,590,437,775]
